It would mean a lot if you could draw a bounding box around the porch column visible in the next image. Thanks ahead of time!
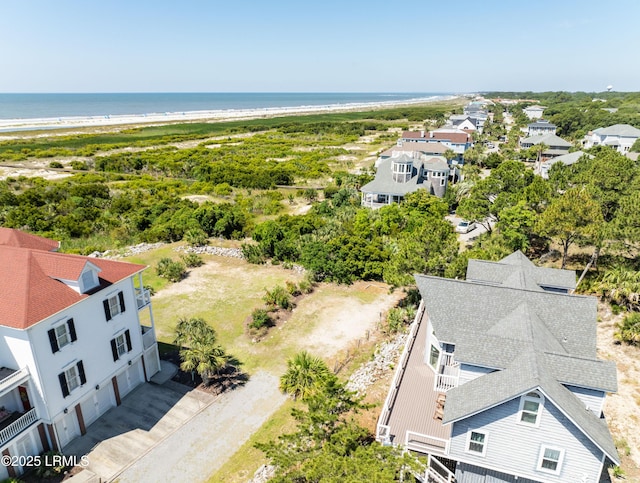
[75,404,86,436]
[1,449,16,478]
[112,376,121,406]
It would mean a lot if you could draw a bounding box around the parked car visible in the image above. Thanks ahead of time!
[455,220,477,234]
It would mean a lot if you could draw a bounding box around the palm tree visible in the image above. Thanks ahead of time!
[279,351,332,401]
[174,317,227,384]
[179,340,228,384]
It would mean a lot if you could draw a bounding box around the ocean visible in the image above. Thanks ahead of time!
[0,92,446,121]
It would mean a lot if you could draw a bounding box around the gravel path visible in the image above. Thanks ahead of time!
[115,371,286,483]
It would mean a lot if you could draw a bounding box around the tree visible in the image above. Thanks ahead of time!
[279,351,332,401]
[174,317,228,384]
[536,189,604,268]
[615,312,640,345]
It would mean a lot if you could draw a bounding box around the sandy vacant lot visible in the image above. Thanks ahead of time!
[597,304,640,478]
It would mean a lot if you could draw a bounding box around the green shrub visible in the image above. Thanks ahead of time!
[49,161,64,169]
[249,308,273,330]
[285,280,301,296]
[34,451,66,479]
[614,312,640,345]
[156,257,186,282]
[299,278,313,294]
[263,285,293,310]
[241,243,266,264]
[213,182,233,196]
[181,252,204,268]
[184,228,208,247]
[70,160,88,170]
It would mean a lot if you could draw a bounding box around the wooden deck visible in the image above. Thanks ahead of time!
[382,308,452,454]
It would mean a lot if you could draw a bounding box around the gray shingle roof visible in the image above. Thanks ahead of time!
[594,123,640,137]
[361,155,448,196]
[442,349,619,464]
[520,133,572,148]
[541,150,592,169]
[414,251,619,465]
[466,251,577,291]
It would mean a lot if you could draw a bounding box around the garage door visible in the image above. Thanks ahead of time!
[55,411,80,448]
[117,360,144,398]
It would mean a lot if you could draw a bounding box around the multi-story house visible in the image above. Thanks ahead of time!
[519,133,572,160]
[361,152,450,208]
[583,123,640,154]
[0,228,160,479]
[526,120,557,137]
[523,105,545,120]
[377,251,619,482]
[401,129,473,159]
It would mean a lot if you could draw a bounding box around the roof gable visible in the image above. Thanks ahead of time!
[0,227,60,251]
[0,241,145,329]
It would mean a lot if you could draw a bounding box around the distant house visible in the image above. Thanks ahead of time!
[583,123,640,154]
[361,152,449,208]
[527,119,557,136]
[520,133,572,159]
[377,251,619,483]
[523,105,545,120]
[376,141,449,167]
[537,151,593,179]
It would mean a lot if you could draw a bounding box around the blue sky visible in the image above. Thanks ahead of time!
[1,0,638,93]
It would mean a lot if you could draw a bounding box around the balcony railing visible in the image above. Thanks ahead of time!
[141,326,156,350]
[0,367,30,396]
[0,408,38,446]
[434,352,459,392]
[135,287,151,310]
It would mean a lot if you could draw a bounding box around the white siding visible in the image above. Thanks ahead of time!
[459,364,494,385]
[449,396,604,482]
[565,385,605,416]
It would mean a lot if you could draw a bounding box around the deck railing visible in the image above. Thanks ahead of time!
[135,287,151,309]
[435,374,459,392]
[0,408,38,446]
[434,352,459,392]
[427,454,456,483]
[0,367,30,396]
[376,300,425,439]
[141,326,156,350]
[405,430,449,455]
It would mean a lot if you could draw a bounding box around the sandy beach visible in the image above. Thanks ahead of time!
[0,95,459,133]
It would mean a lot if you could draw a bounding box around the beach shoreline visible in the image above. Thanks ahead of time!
[0,95,460,133]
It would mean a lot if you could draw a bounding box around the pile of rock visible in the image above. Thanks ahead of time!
[91,242,166,259]
[346,332,407,395]
[249,464,277,483]
[176,245,244,258]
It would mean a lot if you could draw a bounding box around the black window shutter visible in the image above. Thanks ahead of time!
[118,291,126,313]
[103,300,112,321]
[68,318,77,342]
[48,329,59,353]
[77,361,86,385]
[58,372,69,397]
[111,339,119,362]
[125,329,132,352]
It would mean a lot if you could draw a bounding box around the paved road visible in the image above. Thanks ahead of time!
[116,371,286,483]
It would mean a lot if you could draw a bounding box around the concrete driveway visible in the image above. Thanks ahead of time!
[65,377,215,481]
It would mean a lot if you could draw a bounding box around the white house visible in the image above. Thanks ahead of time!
[0,228,160,479]
[583,123,640,154]
[523,105,545,120]
[377,252,618,482]
[526,119,557,136]
[537,151,593,179]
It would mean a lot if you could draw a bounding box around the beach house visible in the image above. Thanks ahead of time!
[361,152,449,208]
[377,251,618,482]
[0,229,160,479]
[526,120,557,137]
[583,123,640,154]
[523,105,545,120]
[519,133,572,160]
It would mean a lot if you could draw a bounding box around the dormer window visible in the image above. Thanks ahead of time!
[81,269,99,292]
[518,391,543,426]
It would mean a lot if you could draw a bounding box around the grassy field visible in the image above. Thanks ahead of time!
[118,243,402,481]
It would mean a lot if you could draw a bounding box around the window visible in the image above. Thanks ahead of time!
[466,430,488,456]
[58,361,86,397]
[429,344,440,369]
[537,445,564,474]
[110,330,133,361]
[518,391,543,426]
[103,291,126,321]
[47,319,77,353]
[440,178,446,186]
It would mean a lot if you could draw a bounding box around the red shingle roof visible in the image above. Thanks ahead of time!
[0,227,60,251]
[428,131,472,144]
[0,243,146,330]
